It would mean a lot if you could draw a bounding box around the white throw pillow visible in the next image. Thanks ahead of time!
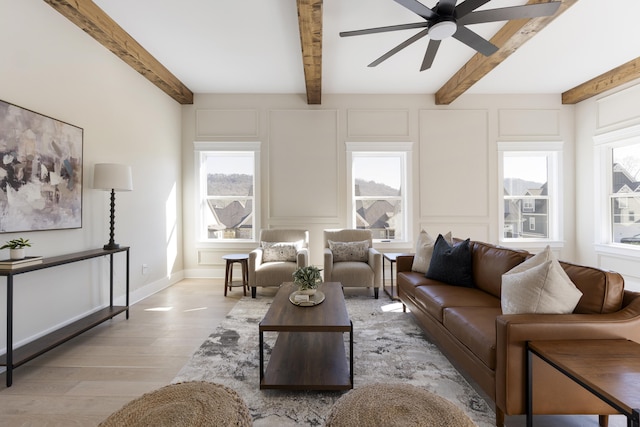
[261,241,299,262]
[411,230,452,273]
[501,246,583,314]
[329,240,369,262]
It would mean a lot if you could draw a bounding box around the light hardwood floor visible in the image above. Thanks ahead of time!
[0,279,627,427]
[0,278,243,426]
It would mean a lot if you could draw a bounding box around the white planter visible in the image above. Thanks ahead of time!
[10,248,25,260]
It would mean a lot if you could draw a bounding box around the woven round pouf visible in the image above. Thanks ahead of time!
[325,383,475,427]
[99,381,251,427]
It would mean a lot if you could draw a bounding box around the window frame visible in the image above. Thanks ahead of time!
[346,141,412,245]
[498,141,563,245]
[594,124,640,252]
[194,141,261,245]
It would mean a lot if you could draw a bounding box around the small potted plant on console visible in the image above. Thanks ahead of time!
[293,265,322,295]
[1,238,32,260]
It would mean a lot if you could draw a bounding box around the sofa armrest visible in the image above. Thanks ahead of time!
[496,296,640,415]
[397,255,414,273]
[323,248,333,282]
[296,248,309,267]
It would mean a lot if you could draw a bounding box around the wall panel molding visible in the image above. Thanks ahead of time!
[347,109,410,138]
[596,83,640,130]
[196,109,259,138]
[267,109,339,220]
[498,109,560,138]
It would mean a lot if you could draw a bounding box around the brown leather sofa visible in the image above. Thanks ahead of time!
[396,240,640,427]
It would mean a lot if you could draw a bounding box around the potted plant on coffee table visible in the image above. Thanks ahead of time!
[293,265,322,295]
[1,238,32,260]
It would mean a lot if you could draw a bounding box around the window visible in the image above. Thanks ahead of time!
[346,142,412,242]
[610,142,640,245]
[499,142,562,242]
[194,142,260,242]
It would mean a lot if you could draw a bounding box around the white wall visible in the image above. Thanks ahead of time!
[182,93,576,276]
[575,80,640,291]
[0,0,183,350]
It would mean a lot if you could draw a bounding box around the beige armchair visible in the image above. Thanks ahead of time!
[323,229,382,299]
[249,229,309,298]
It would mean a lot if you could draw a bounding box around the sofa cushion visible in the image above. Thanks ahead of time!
[261,241,300,262]
[501,246,582,315]
[397,271,434,301]
[329,240,369,262]
[470,241,529,298]
[443,306,501,370]
[412,230,452,273]
[415,285,501,322]
[426,236,474,287]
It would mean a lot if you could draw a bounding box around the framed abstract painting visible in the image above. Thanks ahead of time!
[0,99,83,232]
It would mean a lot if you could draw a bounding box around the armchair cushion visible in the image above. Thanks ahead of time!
[261,241,302,262]
[328,240,369,262]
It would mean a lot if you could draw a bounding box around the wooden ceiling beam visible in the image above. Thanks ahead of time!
[44,0,193,105]
[296,0,323,105]
[435,0,577,105]
[562,56,640,104]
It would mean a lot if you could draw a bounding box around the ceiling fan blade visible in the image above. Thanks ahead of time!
[459,2,561,25]
[393,0,436,20]
[455,0,491,19]
[368,28,430,67]
[453,25,498,56]
[340,22,429,37]
[420,39,441,71]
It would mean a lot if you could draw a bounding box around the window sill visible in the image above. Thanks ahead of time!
[594,243,640,258]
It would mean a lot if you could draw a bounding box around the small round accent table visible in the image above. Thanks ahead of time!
[222,254,249,297]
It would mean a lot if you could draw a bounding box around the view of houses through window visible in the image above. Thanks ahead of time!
[503,153,550,239]
[352,153,405,241]
[611,143,640,245]
[200,151,255,241]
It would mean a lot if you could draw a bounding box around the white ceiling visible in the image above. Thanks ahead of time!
[92,0,640,96]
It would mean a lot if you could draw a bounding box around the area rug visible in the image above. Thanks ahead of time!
[173,294,495,426]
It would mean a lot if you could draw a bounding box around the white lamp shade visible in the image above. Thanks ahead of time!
[93,163,133,191]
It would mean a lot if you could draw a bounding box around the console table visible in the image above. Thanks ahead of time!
[0,247,130,387]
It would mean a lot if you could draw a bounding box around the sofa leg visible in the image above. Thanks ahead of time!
[598,415,608,427]
[251,287,256,298]
[495,408,504,427]
[374,288,379,299]
[402,304,406,313]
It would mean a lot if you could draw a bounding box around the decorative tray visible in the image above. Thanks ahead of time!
[289,290,325,306]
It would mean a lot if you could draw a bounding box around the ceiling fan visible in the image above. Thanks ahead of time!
[339,0,561,71]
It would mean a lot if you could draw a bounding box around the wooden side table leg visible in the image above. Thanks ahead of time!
[224,260,231,297]
[241,259,248,296]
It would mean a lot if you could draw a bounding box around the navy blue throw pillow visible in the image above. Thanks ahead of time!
[425,235,474,287]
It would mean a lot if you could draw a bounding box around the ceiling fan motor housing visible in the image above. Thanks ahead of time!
[428,18,457,40]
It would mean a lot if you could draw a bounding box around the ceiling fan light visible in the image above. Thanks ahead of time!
[428,20,457,40]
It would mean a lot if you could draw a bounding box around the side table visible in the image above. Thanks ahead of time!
[527,339,640,427]
[222,254,249,297]
[382,253,410,301]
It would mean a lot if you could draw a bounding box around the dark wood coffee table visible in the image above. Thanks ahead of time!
[259,282,353,390]
[527,339,640,427]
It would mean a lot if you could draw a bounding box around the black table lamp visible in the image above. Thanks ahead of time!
[93,163,133,250]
